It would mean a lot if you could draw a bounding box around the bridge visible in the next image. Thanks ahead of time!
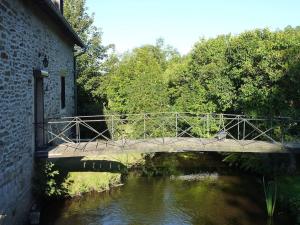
[38,112,300,158]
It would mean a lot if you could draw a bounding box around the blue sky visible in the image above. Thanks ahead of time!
[86,0,300,55]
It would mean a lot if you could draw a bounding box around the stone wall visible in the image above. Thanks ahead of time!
[0,0,75,224]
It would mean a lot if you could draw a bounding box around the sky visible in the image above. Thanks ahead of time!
[86,0,300,55]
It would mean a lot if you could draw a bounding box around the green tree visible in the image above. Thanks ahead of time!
[224,28,300,116]
[94,41,179,114]
[166,56,216,113]
[64,0,114,114]
[186,28,300,117]
[189,35,235,112]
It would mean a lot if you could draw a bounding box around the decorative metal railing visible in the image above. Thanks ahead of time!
[44,112,300,150]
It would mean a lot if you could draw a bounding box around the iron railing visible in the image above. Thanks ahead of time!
[42,112,300,151]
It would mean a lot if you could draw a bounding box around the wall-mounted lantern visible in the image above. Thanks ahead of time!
[33,69,49,78]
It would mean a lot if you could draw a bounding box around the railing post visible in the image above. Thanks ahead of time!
[162,114,165,144]
[219,114,224,134]
[111,115,114,141]
[43,118,48,145]
[281,119,284,145]
[47,120,51,144]
[237,116,240,140]
[143,113,146,139]
[206,114,209,137]
[270,117,273,139]
[243,119,245,140]
[175,112,178,138]
[75,117,80,143]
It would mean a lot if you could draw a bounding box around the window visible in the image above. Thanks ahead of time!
[61,76,65,109]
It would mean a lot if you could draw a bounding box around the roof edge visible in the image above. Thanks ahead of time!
[35,0,85,48]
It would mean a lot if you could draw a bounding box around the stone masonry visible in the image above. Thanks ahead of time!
[0,0,78,224]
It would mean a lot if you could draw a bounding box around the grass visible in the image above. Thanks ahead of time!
[263,177,277,218]
[64,172,122,196]
[48,153,144,196]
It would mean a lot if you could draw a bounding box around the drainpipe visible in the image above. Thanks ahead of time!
[73,47,86,116]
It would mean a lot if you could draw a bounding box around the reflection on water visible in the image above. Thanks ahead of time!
[40,175,293,225]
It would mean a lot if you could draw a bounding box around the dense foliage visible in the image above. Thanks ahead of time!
[64,1,300,119]
[97,28,300,118]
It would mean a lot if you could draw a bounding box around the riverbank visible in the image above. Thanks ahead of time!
[65,172,122,196]
[63,153,146,196]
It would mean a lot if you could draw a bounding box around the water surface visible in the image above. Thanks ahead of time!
[41,175,293,225]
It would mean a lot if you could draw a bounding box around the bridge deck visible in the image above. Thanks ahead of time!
[42,137,300,158]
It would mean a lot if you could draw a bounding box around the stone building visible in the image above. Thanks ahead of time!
[0,0,84,224]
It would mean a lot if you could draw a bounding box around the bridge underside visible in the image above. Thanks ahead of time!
[42,137,298,158]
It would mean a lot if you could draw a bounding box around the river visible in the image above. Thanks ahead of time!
[40,153,295,225]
